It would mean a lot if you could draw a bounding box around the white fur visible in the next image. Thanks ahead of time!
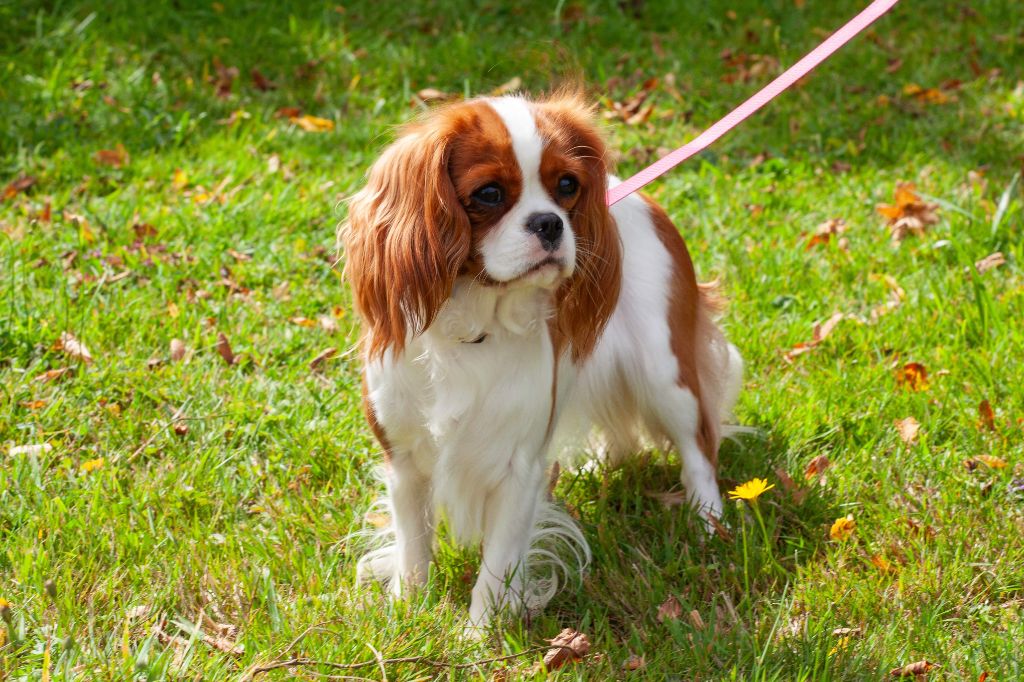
[477,97,576,283]
[356,98,743,629]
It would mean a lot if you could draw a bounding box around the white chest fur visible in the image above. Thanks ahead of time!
[365,277,558,542]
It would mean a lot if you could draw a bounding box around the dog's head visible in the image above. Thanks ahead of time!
[342,92,621,361]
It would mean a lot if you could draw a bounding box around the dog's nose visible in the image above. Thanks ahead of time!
[525,212,563,251]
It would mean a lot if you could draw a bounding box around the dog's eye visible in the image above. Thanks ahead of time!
[557,175,579,197]
[472,184,503,206]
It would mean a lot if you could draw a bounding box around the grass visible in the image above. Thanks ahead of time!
[1,0,1023,678]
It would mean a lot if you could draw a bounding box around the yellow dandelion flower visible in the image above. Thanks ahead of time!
[830,514,856,541]
[80,457,105,473]
[727,477,775,502]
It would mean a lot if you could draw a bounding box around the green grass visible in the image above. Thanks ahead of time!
[2,0,1023,679]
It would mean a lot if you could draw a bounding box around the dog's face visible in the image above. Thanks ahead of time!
[343,93,621,360]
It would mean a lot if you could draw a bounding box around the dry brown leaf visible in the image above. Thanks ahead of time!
[21,399,48,410]
[707,513,734,542]
[889,660,939,677]
[543,628,590,670]
[289,316,316,328]
[416,88,453,103]
[275,106,302,119]
[876,183,939,241]
[170,339,186,362]
[774,466,808,503]
[903,83,950,104]
[896,362,929,391]
[870,554,897,573]
[318,315,339,334]
[806,218,847,249]
[966,455,1007,470]
[132,222,157,239]
[895,416,920,444]
[250,68,276,91]
[491,76,522,96]
[623,654,646,671]
[3,175,37,201]
[784,312,845,362]
[216,332,235,365]
[35,367,72,383]
[688,609,706,630]
[804,454,831,480]
[657,594,683,622]
[978,399,996,431]
[290,115,334,132]
[94,145,128,168]
[309,347,337,372]
[57,332,94,364]
[975,252,1006,274]
[227,248,251,262]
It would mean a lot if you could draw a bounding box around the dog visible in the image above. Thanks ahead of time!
[341,91,743,629]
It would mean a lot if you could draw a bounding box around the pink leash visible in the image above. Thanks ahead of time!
[606,0,900,206]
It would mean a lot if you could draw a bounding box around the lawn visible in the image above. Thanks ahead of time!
[2,0,1023,679]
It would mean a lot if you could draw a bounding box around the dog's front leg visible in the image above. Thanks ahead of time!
[386,451,434,597]
[467,456,545,630]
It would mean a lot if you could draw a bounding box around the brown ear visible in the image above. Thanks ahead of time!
[537,94,622,362]
[341,128,470,359]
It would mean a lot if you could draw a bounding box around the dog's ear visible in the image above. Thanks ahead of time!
[537,93,623,362]
[342,128,470,359]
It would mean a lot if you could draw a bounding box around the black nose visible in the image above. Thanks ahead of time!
[525,212,563,251]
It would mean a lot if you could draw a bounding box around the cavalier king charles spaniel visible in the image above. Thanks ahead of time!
[341,92,743,629]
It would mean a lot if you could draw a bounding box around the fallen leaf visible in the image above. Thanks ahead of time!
[706,513,734,542]
[774,467,807,504]
[806,218,848,249]
[132,222,157,239]
[896,362,929,391]
[309,347,337,372]
[688,609,706,630]
[290,115,334,132]
[211,58,238,98]
[876,183,939,241]
[978,399,996,431]
[172,169,189,191]
[289,316,316,327]
[966,455,1007,470]
[895,417,920,444]
[216,332,236,365]
[318,315,339,334]
[56,332,94,364]
[170,339,186,362]
[415,88,453,103]
[657,594,683,622]
[902,83,950,104]
[21,399,48,410]
[623,654,646,671]
[94,144,128,168]
[250,67,276,91]
[491,76,522,96]
[784,312,845,362]
[35,367,72,383]
[274,106,302,119]
[870,554,897,573]
[830,514,856,541]
[889,660,939,677]
[80,457,105,473]
[975,252,1005,274]
[543,628,590,670]
[805,455,831,480]
[3,175,36,201]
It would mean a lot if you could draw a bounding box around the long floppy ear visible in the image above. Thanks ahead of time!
[341,127,470,359]
[537,94,623,362]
